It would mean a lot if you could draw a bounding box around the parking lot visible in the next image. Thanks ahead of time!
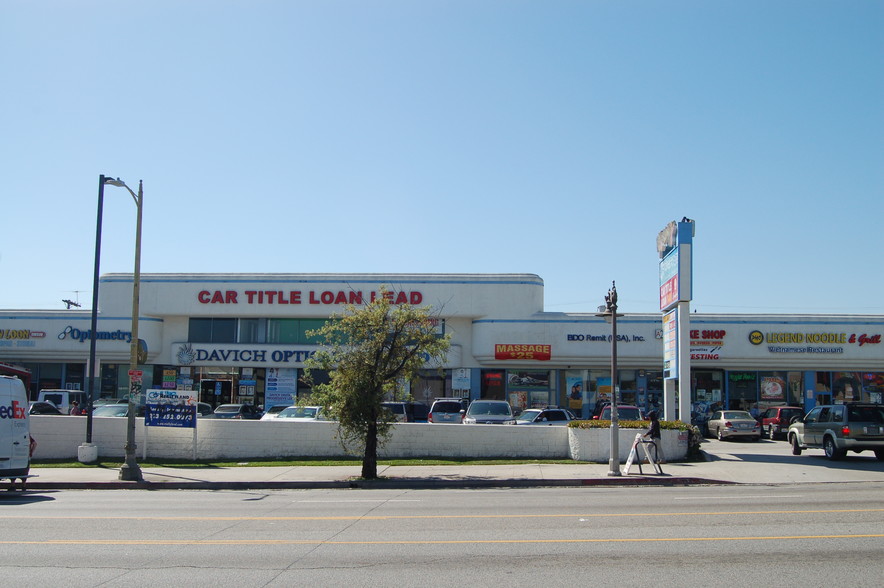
[696,435,884,484]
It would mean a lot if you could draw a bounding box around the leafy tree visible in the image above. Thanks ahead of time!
[303,289,451,479]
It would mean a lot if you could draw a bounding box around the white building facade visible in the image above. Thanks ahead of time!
[2,273,882,421]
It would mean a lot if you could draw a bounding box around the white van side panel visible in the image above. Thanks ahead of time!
[1,376,31,476]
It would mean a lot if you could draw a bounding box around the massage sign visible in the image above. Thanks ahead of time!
[494,344,552,361]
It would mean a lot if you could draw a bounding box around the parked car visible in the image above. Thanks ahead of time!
[593,405,646,421]
[508,407,574,425]
[379,401,429,423]
[708,410,762,441]
[213,403,262,420]
[195,402,215,417]
[381,402,408,422]
[37,389,88,415]
[428,398,466,424]
[405,401,429,423]
[259,405,293,421]
[760,406,804,439]
[273,406,326,421]
[788,403,884,460]
[91,404,146,417]
[463,400,513,424]
[29,401,64,415]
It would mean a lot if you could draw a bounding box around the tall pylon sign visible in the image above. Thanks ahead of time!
[656,218,695,423]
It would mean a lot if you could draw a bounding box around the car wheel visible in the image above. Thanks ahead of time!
[791,435,802,455]
[717,427,724,441]
[768,426,777,440]
[823,436,846,460]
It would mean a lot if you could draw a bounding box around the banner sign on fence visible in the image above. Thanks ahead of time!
[145,388,197,428]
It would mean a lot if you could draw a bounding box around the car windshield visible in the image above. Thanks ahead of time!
[515,410,542,422]
[265,405,289,415]
[468,402,510,416]
[723,411,753,420]
[278,407,318,419]
[432,402,462,413]
[601,407,642,420]
[382,403,405,414]
[214,405,241,414]
[92,405,129,417]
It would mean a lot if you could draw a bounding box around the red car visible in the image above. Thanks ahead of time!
[760,406,804,440]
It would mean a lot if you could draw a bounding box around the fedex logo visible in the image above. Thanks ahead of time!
[0,400,27,419]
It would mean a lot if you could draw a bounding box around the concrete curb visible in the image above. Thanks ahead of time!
[20,476,735,491]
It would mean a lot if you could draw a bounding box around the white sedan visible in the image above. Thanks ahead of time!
[508,408,574,425]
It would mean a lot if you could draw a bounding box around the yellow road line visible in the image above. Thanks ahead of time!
[1,508,883,522]
[1,534,882,546]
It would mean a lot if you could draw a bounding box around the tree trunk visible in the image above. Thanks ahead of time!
[362,421,378,479]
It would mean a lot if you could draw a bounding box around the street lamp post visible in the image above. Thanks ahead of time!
[598,281,624,477]
[104,178,144,482]
[84,175,115,447]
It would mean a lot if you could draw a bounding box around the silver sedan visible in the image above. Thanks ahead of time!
[707,410,762,441]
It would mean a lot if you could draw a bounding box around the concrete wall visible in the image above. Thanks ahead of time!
[29,416,687,462]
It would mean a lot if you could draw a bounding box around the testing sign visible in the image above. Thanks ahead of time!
[145,389,197,428]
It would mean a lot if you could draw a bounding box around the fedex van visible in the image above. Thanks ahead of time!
[1,375,31,490]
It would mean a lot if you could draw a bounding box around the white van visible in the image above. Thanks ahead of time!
[1,376,31,489]
[38,389,87,415]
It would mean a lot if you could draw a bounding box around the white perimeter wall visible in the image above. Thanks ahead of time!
[30,416,687,462]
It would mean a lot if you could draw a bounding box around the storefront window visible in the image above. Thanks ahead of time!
[410,370,451,404]
[564,370,588,417]
[833,372,862,403]
[728,371,757,411]
[758,372,788,413]
[593,371,612,417]
[645,370,664,415]
[787,372,803,406]
[815,372,832,405]
[480,370,505,401]
[862,372,884,404]
[238,319,267,343]
[267,319,298,343]
[619,370,637,406]
[189,318,236,343]
[266,319,327,344]
[506,370,550,411]
[37,363,63,391]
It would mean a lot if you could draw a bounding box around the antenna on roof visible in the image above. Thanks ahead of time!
[63,290,85,309]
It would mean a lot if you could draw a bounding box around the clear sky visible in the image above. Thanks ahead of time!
[1,1,881,315]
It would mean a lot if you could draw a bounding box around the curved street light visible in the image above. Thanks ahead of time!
[85,175,143,482]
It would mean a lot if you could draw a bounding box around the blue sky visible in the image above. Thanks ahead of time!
[1,1,881,315]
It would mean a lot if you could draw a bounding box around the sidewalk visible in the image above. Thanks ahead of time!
[18,440,884,491]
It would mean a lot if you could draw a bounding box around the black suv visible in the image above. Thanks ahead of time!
[788,403,884,460]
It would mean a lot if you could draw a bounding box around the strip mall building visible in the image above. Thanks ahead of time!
[1,273,882,421]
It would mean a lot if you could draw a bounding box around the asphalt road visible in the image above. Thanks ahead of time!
[2,480,883,587]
